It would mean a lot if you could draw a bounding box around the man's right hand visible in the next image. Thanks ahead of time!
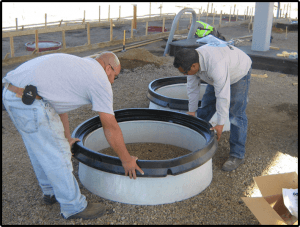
[99,112,145,180]
[121,156,144,179]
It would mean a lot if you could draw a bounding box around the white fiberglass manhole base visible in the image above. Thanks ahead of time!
[79,159,212,205]
[147,77,231,131]
[72,109,217,205]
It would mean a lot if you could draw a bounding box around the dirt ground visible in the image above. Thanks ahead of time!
[2,18,298,225]
[100,143,191,160]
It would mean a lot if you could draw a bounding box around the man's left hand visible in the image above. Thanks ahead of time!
[68,138,81,155]
[210,125,224,141]
[186,111,196,117]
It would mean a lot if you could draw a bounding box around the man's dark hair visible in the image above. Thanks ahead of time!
[173,48,199,73]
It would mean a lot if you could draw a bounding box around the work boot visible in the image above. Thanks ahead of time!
[221,156,245,172]
[64,203,106,220]
[43,194,58,205]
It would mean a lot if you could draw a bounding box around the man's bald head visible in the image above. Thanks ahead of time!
[95,51,120,69]
[95,51,121,84]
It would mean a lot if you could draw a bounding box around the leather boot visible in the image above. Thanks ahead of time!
[64,203,106,220]
[43,195,58,205]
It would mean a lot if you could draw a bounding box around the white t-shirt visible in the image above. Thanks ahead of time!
[2,53,114,115]
[187,44,252,125]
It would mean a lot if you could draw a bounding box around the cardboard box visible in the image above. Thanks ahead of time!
[242,172,298,225]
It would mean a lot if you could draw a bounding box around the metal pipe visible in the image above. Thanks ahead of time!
[277,2,280,19]
[163,8,197,56]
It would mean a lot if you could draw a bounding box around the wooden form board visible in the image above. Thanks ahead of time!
[2,29,189,66]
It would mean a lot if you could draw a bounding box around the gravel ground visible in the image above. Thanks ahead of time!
[2,21,298,225]
[100,143,192,160]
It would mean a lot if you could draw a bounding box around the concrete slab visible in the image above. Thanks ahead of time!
[238,45,298,75]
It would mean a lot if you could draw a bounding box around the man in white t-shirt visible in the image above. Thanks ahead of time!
[2,52,144,220]
[173,45,252,172]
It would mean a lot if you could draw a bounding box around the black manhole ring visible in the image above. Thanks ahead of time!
[147,76,207,110]
[72,108,217,177]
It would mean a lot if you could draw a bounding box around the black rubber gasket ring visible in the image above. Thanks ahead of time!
[147,76,207,110]
[72,108,217,177]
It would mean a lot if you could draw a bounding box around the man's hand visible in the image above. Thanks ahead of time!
[68,138,81,155]
[121,156,144,180]
[99,112,144,179]
[210,125,224,141]
[68,137,80,156]
[187,111,196,117]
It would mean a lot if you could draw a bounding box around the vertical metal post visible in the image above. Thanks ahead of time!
[246,6,249,19]
[62,30,66,49]
[290,3,292,19]
[145,21,148,36]
[35,30,39,53]
[123,30,126,48]
[10,37,14,57]
[251,2,274,51]
[87,22,90,45]
[219,10,222,28]
[99,6,101,23]
[133,4,137,29]
[233,4,236,17]
[206,3,209,23]
[280,9,282,18]
[207,3,209,16]
[131,20,133,38]
[110,19,113,41]
[45,14,47,28]
[277,2,280,19]
[108,5,110,21]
